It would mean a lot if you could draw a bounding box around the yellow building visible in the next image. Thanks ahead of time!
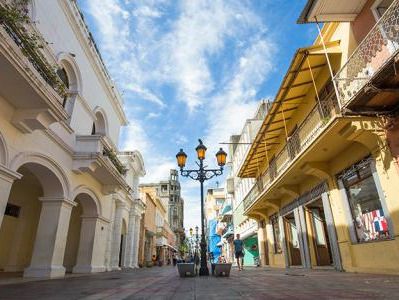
[239,0,399,274]
[139,185,177,267]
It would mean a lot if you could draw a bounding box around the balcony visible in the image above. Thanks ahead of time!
[156,226,168,238]
[334,0,399,112]
[0,4,68,132]
[243,92,340,212]
[72,135,129,193]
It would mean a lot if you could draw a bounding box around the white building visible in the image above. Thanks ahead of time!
[227,101,269,266]
[0,0,145,278]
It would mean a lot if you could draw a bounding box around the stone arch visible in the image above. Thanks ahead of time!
[10,152,70,199]
[64,187,104,273]
[0,154,68,274]
[132,150,146,177]
[0,130,9,166]
[57,52,82,93]
[71,185,102,217]
[93,107,109,136]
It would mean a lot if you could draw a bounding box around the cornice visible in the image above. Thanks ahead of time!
[58,0,128,125]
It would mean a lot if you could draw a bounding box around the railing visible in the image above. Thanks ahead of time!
[102,146,127,176]
[334,0,399,108]
[156,226,168,238]
[243,92,339,211]
[0,3,66,98]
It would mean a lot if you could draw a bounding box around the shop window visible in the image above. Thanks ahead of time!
[271,215,282,254]
[339,158,391,243]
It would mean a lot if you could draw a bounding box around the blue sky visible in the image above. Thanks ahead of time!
[77,0,316,231]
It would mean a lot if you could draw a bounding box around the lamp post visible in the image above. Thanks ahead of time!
[195,226,199,256]
[176,139,227,276]
[189,227,193,256]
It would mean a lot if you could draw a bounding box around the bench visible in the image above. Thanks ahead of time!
[177,263,196,277]
[213,263,232,277]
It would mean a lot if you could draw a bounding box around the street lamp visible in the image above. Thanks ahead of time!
[176,139,227,276]
[195,226,199,254]
[189,228,193,256]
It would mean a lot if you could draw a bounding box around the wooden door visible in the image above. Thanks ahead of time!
[284,215,301,266]
[307,205,332,266]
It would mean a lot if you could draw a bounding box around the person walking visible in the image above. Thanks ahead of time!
[233,234,245,271]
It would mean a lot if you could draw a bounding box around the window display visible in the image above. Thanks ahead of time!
[339,159,390,242]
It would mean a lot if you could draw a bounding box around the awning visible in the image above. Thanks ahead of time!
[164,244,178,252]
[221,204,232,215]
[238,41,341,178]
[297,0,367,23]
[222,227,234,238]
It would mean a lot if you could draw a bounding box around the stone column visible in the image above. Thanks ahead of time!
[257,220,268,267]
[73,216,106,273]
[24,197,75,278]
[0,165,21,227]
[104,196,115,271]
[123,208,137,268]
[110,201,125,270]
[132,215,141,268]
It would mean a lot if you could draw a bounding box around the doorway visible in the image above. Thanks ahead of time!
[305,198,333,267]
[284,213,302,266]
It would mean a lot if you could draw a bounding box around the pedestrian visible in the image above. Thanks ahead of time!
[233,234,245,271]
[194,252,200,275]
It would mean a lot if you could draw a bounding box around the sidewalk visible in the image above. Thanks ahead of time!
[0,266,398,299]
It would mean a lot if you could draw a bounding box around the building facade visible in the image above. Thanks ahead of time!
[139,185,177,267]
[226,101,269,267]
[145,170,185,248]
[161,170,185,247]
[0,0,145,278]
[239,0,399,274]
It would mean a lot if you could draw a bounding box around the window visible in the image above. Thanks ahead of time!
[339,158,390,243]
[271,215,282,254]
[5,203,21,218]
[311,208,327,246]
[57,68,69,108]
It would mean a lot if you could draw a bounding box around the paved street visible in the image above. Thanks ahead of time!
[1,266,399,299]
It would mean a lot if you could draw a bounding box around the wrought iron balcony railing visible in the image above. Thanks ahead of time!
[243,92,339,211]
[334,0,399,108]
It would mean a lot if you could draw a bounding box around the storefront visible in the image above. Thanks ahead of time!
[272,183,342,270]
[243,235,260,266]
[336,157,393,244]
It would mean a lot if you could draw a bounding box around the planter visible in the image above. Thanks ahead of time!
[213,263,232,277]
[145,261,153,267]
[176,263,195,277]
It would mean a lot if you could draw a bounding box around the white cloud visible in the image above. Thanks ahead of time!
[204,38,275,155]
[158,0,263,111]
[146,112,160,119]
[82,0,276,236]
[120,122,150,153]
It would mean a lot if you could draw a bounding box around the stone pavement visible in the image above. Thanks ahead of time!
[0,266,399,299]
